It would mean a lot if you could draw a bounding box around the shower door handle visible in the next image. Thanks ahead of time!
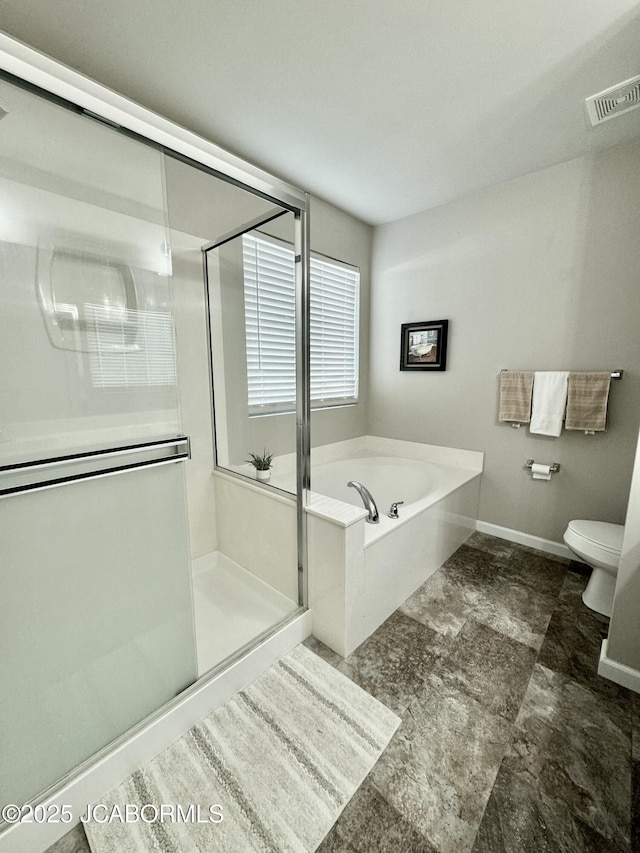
[0,436,190,498]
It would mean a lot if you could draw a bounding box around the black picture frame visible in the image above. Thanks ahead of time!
[400,319,449,371]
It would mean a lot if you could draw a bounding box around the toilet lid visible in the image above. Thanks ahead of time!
[566,520,624,555]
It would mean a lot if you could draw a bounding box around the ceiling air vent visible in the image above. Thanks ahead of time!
[586,75,640,126]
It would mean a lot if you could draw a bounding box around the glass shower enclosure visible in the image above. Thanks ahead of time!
[0,42,309,826]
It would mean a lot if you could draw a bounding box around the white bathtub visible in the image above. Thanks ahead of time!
[314,455,437,506]
[306,436,483,656]
[311,454,478,546]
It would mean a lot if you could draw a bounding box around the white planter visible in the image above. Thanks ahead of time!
[256,469,271,482]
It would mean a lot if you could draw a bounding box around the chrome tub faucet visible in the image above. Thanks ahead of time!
[347,481,380,524]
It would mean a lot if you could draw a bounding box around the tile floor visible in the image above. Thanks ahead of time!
[47,533,639,852]
[313,532,639,853]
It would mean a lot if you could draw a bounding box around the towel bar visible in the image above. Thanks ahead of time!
[526,459,560,473]
[501,369,623,379]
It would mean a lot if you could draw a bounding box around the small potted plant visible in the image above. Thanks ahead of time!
[246,449,274,482]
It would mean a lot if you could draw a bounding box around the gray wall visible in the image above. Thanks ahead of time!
[368,138,640,543]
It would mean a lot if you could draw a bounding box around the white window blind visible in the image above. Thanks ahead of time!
[309,255,359,405]
[243,233,359,415]
[243,236,297,411]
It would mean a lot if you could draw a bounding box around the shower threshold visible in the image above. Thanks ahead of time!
[192,551,298,676]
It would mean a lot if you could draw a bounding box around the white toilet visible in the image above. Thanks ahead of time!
[563,520,624,617]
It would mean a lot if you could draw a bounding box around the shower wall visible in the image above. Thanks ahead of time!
[171,231,218,558]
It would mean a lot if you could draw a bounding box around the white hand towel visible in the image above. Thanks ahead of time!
[530,371,569,436]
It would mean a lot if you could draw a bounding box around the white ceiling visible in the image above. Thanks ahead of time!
[1,0,640,225]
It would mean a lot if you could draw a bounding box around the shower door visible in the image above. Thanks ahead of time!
[0,77,197,808]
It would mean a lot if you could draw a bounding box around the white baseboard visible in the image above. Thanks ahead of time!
[475,520,573,560]
[598,639,640,694]
[0,610,312,853]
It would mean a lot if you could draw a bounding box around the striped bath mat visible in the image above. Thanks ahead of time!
[85,644,400,852]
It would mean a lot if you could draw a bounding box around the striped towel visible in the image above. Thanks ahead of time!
[565,372,611,431]
[499,370,534,423]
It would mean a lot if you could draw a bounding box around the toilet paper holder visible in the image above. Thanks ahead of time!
[526,459,560,473]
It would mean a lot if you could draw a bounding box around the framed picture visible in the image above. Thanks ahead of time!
[400,319,449,371]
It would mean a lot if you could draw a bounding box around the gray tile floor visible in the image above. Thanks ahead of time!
[314,532,640,853]
[47,533,639,852]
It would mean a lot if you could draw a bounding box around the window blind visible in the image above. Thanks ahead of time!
[243,233,359,414]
